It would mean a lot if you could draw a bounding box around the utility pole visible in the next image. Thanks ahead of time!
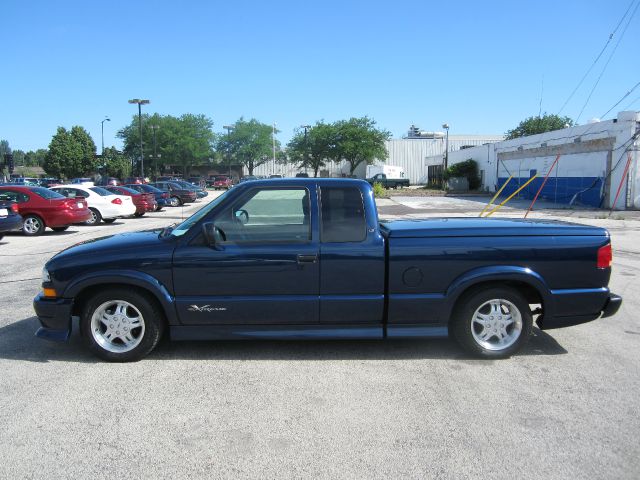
[101,117,110,156]
[128,99,150,177]
[223,125,234,176]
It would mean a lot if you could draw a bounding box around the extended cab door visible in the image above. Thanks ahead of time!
[318,184,385,324]
[172,185,320,325]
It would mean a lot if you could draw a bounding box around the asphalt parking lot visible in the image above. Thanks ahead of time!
[1,192,639,479]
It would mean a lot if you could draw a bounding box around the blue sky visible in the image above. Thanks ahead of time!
[2,0,639,152]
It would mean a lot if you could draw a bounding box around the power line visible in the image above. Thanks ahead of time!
[576,0,640,122]
[557,0,638,115]
[600,80,640,119]
[623,94,640,110]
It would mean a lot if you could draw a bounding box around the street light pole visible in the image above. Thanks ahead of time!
[301,124,311,174]
[442,123,450,171]
[101,117,110,156]
[223,125,234,176]
[128,99,150,178]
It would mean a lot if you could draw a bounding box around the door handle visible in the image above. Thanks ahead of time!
[297,254,318,264]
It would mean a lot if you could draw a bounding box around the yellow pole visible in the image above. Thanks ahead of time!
[479,176,513,217]
[484,175,538,217]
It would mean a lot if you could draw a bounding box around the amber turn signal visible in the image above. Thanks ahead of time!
[43,288,57,298]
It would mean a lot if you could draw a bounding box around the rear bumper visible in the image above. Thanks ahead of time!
[538,291,622,330]
[0,214,23,232]
[49,209,92,226]
[601,293,622,318]
[33,293,72,342]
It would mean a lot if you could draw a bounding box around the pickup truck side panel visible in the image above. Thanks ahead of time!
[383,220,611,330]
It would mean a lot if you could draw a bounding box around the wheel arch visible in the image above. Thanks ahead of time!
[66,271,178,326]
[444,266,551,322]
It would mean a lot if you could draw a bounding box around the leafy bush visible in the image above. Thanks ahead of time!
[372,182,388,198]
[444,159,481,190]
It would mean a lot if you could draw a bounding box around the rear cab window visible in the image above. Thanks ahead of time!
[320,186,366,243]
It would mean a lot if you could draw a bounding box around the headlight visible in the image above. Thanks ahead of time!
[42,267,51,283]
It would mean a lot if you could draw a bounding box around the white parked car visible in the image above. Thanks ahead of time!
[50,185,136,225]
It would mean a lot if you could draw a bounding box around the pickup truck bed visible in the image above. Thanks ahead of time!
[34,178,621,362]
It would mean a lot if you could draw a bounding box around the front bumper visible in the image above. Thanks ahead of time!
[33,293,72,342]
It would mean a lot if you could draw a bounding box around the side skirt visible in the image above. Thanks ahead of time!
[170,324,384,341]
[170,324,450,341]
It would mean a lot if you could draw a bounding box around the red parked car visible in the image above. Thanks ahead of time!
[209,175,233,190]
[0,186,91,235]
[104,186,157,217]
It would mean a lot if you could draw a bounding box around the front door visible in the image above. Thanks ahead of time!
[173,185,319,325]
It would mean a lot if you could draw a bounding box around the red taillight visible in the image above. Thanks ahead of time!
[111,198,122,205]
[162,193,169,198]
[11,203,19,213]
[597,243,612,269]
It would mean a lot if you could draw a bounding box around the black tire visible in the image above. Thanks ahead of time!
[52,226,70,232]
[22,214,46,236]
[451,286,533,359]
[81,288,165,362]
[134,212,145,217]
[102,218,116,224]
[169,196,180,207]
[85,208,102,225]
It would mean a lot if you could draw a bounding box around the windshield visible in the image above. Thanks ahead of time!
[170,190,231,237]
[31,187,66,200]
[90,186,115,196]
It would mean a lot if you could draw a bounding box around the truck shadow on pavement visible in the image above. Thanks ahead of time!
[0,316,567,363]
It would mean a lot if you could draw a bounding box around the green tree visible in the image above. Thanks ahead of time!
[71,126,98,174]
[101,147,131,179]
[12,149,26,167]
[118,113,215,176]
[44,126,97,178]
[333,117,391,175]
[505,113,574,140]
[217,118,279,175]
[24,149,48,167]
[286,122,336,177]
[44,127,78,178]
[0,140,11,160]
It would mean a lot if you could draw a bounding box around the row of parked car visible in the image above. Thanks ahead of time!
[0,179,208,237]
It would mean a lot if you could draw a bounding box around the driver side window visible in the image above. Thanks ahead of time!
[217,187,311,243]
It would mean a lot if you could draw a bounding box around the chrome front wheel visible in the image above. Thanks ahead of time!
[82,289,164,362]
[90,300,146,354]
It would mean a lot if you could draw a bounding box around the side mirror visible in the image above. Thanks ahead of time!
[234,209,249,224]
[202,222,226,246]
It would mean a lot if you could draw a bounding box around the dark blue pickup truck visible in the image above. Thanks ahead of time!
[34,178,621,362]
